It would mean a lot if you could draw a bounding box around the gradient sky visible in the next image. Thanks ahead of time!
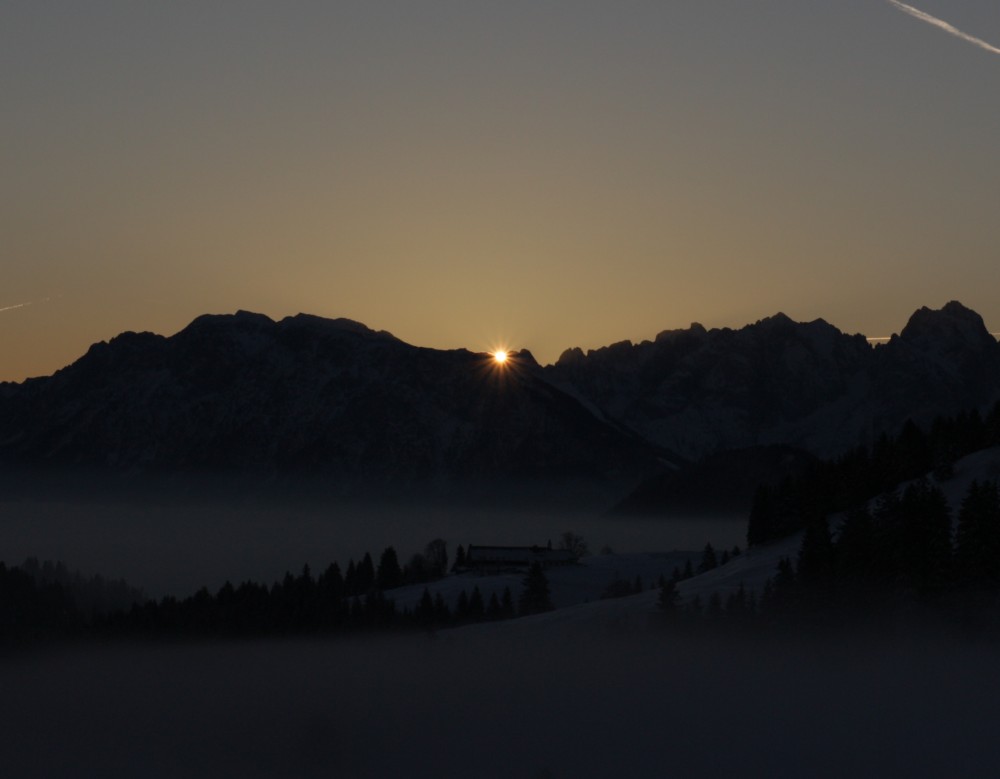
[3,1,999,382]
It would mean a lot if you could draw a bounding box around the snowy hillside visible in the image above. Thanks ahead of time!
[384,537,800,636]
[392,551,698,612]
[443,445,1000,635]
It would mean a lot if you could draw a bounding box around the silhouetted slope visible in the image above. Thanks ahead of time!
[2,302,998,505]
[873,302,1000,426]
[546,301,1000,459]
[612,445,819,515]
[0,311,666,497]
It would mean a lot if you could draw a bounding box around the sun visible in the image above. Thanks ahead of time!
[493,350,508,364]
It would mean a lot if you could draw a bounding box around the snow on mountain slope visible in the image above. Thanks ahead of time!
[3,302,998,508]
[0,311,667,499]
[547,301,1000,459]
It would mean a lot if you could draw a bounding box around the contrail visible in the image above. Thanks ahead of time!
[0,296,55,314]
[887,1,1000,55]
[867,332,1000,343]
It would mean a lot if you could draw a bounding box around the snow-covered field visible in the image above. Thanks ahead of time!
[392,551,701,611]
[385,535,799,634]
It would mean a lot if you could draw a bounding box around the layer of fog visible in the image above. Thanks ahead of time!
[0,499,745,597]
[4,626,1000,778]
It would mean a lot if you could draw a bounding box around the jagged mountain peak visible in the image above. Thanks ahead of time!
[278,313,397,341]
[543,302,1000,460]
[755,311,795,328]
[105,330,165,348]
[179,310,396,342]
[63,330,168,378]
[556,346,586,366]
[511,348,539,368]
[898,300,995,351]
[2,302,999,501]
[0,310,668,501]
[185,310,275,332]
[747,313,844,343]
[654,322,707,343]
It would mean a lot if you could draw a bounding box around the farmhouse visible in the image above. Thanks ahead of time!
[464,544,577,573]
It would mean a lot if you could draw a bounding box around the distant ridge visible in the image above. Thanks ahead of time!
[0,310,668,503]
[544,300,1000,460]
[1,302,998,506]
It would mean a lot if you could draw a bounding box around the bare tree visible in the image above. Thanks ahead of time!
[424,538,448,577]
[559,531,589,559]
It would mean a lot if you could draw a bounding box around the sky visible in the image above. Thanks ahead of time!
[3,1,999,382]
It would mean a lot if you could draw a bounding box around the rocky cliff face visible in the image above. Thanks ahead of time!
[870,302,1000,435]
[545,301,1000,460]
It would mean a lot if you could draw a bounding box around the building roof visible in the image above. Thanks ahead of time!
[465,545,576,567]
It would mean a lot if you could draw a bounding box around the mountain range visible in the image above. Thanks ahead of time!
[1,301,998,508]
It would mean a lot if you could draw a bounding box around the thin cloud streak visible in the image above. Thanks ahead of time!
[0,302,29,313]
[887,1,1000,55]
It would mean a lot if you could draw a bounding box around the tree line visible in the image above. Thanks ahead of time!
[0,537,565,643]
[748,403,1000,546]
[659,477,1000,632]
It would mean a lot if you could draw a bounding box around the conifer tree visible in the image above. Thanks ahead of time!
[377,546,403,591]
[455,589,470,621]
[765,557,797,616]
[836,505,877,582]
[747,485,773,547]
[433,592,450,622]
[416,588,435,626]
[518,563,553,616]
[468,586,485,621]
[344,560,357,596]
[500,587,515,619]
[320,562,344,600]
[727,582,748,620]
[452,545,467,572]
[356,553,376,594]
[955,479,1000,590]
[898,479,952,595]
[424,539,448,578]
[698,543,718,574]
[405,553,428,584]
[657,579,678,615]
[797,516,834,587]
